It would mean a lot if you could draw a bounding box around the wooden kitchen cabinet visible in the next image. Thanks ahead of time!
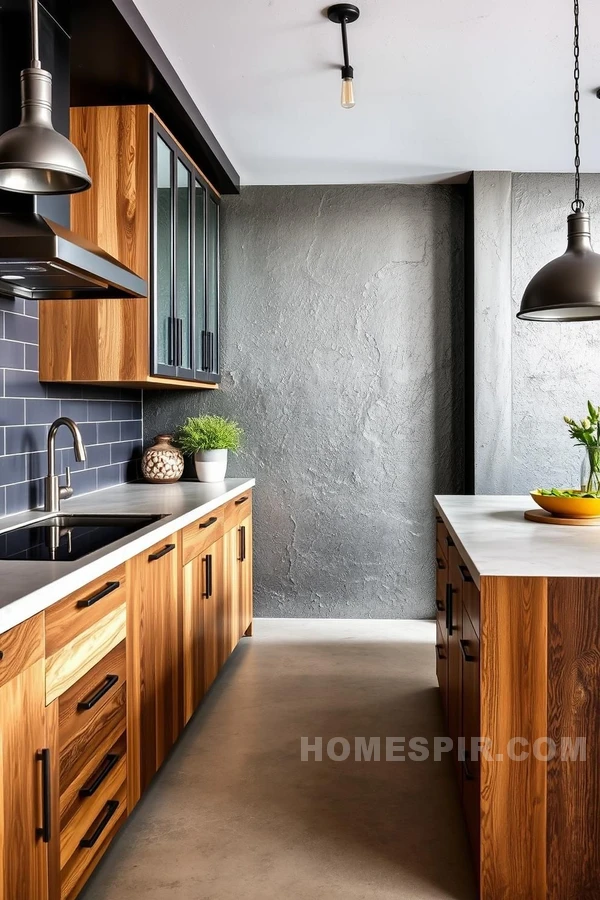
[0,615,49,900]
[127,534,181,804]
[39,105,220,391]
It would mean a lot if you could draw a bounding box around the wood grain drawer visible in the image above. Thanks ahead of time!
[60,680,126,796]
[46,602,126,704]
[0,612,43,689]
[60,733,126,866]
[224,491,252,530]
[45,564,126,658]
[58,640,126,753]
[182,507,224,565]
[60,779,126,900]
[460,563,480,638]
[435,515,451,562]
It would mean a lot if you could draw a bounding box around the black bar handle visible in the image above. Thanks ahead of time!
[459,564,473,583]
[0,649,3,660]
[435,643,446,661]
[235,496,248,506]
[460,639,477,663]
[77,581,120,609]
[79,800,120,849]
[239,525,246,562]
[178,318,183,367]
[435,556,445,571]
[36,749,51,843]
[446,583,454,635]
[462,751,476,782]
[446,535,454,548]
[79,753,120,797]
[78,674,119,711]
[435,598,445,612]
[201,330,208,371]
[199,516,217,529]
[435,515,443,524]
[203,553,213,599]
[148,543,176,562]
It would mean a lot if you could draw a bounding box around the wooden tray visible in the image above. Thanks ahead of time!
[524,509,600,526]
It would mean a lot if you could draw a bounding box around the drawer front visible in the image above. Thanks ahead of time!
[45,564,127,657]
[435,620,448,715]
[435,541,447,633]
[224,491,252,531]
[460,563,480,637]
[0,612,44,689]
[60,680,126,795]
[58,640,126,752]
[435,515,450,562]
[182,506,225,565]
[46,603,126,704]
[60,780,127,900]
[60,734,126,868]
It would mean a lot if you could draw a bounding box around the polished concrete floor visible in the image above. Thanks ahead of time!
[81,619,476,900]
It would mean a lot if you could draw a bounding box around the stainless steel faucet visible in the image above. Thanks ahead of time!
[44,417,87,513]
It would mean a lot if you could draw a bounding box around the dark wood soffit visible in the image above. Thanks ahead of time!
[69,0,240,194]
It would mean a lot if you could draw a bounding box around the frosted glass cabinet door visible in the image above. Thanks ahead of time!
[154,133,173,372]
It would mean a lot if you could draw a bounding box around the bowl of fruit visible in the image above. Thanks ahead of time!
[531,488,600,519]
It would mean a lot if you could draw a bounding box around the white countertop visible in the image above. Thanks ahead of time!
[0,478,255,636]
[435,494,600,587]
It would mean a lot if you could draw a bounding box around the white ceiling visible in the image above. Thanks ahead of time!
[134,0,600,185]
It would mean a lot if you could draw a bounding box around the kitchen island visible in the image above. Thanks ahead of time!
[435,494,600,900]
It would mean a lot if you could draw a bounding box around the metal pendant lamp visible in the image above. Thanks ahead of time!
[517,0,600,322]
[0,0,91,195]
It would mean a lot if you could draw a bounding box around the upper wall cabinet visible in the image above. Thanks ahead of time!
[39,106,221,390]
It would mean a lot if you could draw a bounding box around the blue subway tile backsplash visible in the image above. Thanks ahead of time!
[0,305,142,515]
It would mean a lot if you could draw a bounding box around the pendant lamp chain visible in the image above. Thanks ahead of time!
[573,0,584,212]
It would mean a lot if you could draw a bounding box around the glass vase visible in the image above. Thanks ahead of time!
[581,445,600,493]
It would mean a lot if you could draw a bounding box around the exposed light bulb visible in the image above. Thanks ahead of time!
[341,76,355,109]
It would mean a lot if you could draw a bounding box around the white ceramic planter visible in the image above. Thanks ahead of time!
[194,448,228,483]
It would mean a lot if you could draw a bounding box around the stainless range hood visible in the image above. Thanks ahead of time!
[0,213,146,300]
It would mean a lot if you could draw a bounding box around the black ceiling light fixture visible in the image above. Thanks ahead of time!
[327,4,360,109]
[518,0,600,321]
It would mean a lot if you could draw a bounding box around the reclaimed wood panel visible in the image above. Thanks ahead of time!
[479,576,548,900]
[0,613,44,690]
[46,605,126,704]
[547,577,600,900]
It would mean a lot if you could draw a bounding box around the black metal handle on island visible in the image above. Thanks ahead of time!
[458,565,473,583]
[235,496,248,505]
[77,580,120,608]
[435,643,446,661]
[79,753,120,797]
[79,800,120,849]
[239,525,246,562]
[445,583,454,635]
[460,639,476,663]
[37,749,51,843]
[148,543,175,562]
[78,674,119,711]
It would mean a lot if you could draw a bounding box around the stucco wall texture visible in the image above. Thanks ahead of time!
[512,174,600,493]
[144,185,465,618]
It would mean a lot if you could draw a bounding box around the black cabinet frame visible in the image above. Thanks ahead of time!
[150,115,220,384]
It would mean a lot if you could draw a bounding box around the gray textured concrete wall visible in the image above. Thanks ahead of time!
[512,174,600,493]
[472,172,513,494]
[144,185,465,618]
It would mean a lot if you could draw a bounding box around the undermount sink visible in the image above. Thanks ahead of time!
[0,514,168,562]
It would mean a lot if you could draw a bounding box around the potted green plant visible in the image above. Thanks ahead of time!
[176,415,243,483]
[564,401,600,492]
